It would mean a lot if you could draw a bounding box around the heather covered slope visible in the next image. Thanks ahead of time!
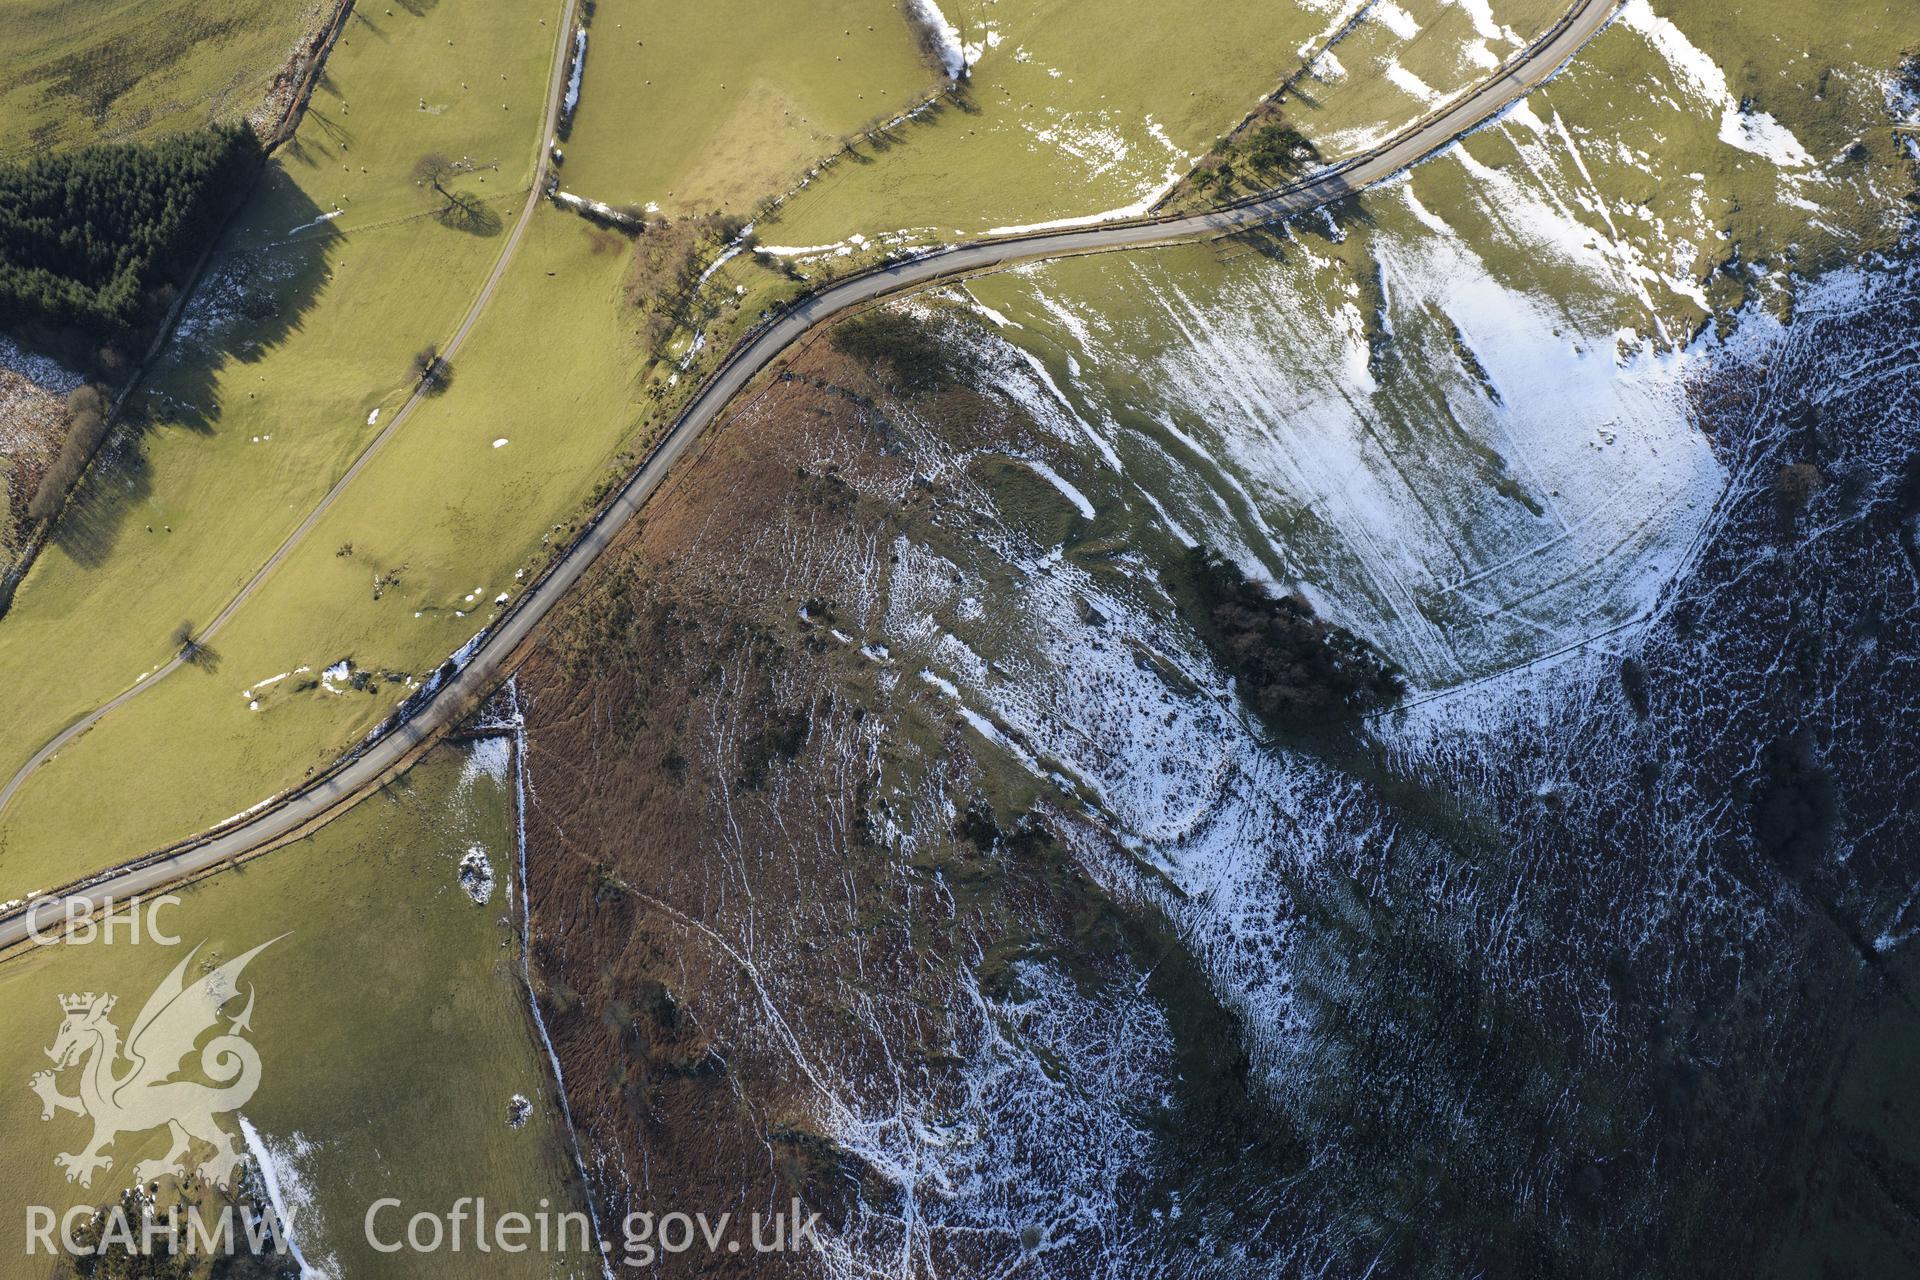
[510,243,1920,1275]
[514,340,1213,1278]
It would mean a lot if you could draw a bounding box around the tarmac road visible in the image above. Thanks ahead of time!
[0,0,1622,949]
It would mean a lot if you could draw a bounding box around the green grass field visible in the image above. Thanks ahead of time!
[748,0,1331,254]
[556,0,936,216]
[0,204,670,883]
[0,196,785,889]
[0,740,594,1278]
[0,0,845,894]
[0,0,562,896]
[0,0,326,158]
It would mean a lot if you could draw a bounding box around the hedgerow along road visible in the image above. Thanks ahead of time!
[0,0,1624,948]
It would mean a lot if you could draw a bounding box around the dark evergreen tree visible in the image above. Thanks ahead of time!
[0,125,262,346]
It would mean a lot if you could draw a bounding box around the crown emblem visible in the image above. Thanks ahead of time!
[33,938,281,1191]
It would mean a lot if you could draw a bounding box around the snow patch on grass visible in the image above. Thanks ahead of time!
[904,0,970,80]
[458,844,495,904]
[1372,0,1421,41]
[286,209,341,237]
[1023,459,1096,519]
[1618,0,1814,168]
[460,734,513,789]
[1383,57,1442,105]
[238,1119,334,1279]
[560,29,587,119]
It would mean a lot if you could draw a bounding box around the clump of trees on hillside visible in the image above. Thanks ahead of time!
[829,311,965,396]
[0,125,262,348]
[47,1187,293,1278]
[1175,545,1404,729]
[1192,114,1323,198]
[26,386,111,522]
[1773,461,1825,510]
[621,214,749,357]
[1243,122,1321,177]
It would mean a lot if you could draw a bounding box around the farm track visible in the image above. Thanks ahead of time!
[0,0,581,821]
[0,0,1623,948]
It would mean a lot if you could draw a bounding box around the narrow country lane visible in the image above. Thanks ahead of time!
[0,0,1623,948]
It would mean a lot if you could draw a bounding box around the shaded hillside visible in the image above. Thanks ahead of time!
[511,248,1920,1278]
[515,326,1321,1277]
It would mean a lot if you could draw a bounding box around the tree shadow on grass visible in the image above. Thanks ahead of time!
[436,192,503,237]
[303,108,354,151]
[1307,192,1373,241]
[348,7,394,41]
[47,169,339,571]
[45,439,152,572]
[833,94,959,168]
[1227,223,1293,263]
[173,620,222,673]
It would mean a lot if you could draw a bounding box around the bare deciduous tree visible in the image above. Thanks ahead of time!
[172,619,213,666]
[411,152,459,199]
[27,385,111,522]
[411,153,500,235]
[412,343,452,393]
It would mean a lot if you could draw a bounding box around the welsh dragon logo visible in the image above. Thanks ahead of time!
[28,938,282,1190]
